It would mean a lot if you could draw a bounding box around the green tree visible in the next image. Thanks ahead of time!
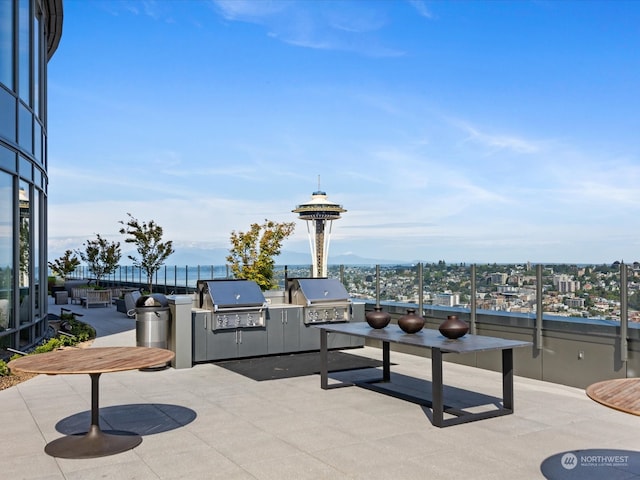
[77,234,121,287]
[226,219,295,291]
[119,213,174,293]
[48,250,81,279]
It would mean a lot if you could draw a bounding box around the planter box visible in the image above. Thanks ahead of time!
[55,291,69,305]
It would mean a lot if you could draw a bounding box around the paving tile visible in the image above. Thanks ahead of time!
[62,459,161,480]
[138,442,246,479]
[0,451,61,478]
[53,449,143,474]
[242,452,344,479]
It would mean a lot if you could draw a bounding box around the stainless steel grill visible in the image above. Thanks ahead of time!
[287,278,351,324]
[196,279,267,330]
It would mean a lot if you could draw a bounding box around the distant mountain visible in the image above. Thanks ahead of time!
[277,251,403,266]
[48,242,412,268]
[168,247,229,266]
[167,246,405,266]
[324,253,408,265]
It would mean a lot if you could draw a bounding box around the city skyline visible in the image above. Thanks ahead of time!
[47,1,640,265]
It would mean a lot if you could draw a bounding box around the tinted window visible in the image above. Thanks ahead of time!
[0,0,13,89]
[0,86,16,142]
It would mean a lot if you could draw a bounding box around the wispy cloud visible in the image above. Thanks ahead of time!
[550,155,640,209]
[211,0,404,57]
[211,0,287,20]
[345,221,435,230]
[457,122,541,155]
[47,192,299,247]
[408,0,435,20]
[325,7,387,33]
[140,0,174,22]
[353,92,406,117]
[100,0,174,22]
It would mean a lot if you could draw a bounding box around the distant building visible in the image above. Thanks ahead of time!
[434,293,460,307]
[490,273,508,285]
[552,274,580,293]
[558,280,581,293]
[496,285,519,294]
[566,297,586,308]
[0,0,62,351]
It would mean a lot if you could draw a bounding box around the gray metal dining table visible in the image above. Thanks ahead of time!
[315,322,531,427]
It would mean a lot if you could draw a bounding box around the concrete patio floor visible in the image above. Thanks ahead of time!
[1,298,639,479]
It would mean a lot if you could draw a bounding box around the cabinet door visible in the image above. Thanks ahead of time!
[282,308,300,353]
[207,329,239,360]
[192,311,209,362]
[267,308,285,354]
[328,329,357,349]
[300,322,355,351]
[238,328,268,358]
[299,321,320,351]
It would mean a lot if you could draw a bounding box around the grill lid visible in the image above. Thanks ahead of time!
[198,279,266,309]
[289,278,350,305]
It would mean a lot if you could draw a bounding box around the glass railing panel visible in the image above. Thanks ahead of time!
[60,261,639,328]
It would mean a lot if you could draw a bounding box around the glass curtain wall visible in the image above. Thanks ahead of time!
[0,0,14,89]
[0,170,13,348]
[0,0,58,354]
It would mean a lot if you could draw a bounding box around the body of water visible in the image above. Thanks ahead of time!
[78,264,317,290]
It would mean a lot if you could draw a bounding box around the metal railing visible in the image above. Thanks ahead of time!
[61,261,640,388]
[65,261,637,325]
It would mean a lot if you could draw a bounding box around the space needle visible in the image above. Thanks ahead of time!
[292,179,346,278]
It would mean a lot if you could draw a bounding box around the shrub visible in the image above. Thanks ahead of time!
[1,317,97,379]
[34,338,63,354]
[59,313,97,342]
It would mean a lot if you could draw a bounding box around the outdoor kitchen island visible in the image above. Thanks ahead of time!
[316,322,532,427]
[191,278,364,362]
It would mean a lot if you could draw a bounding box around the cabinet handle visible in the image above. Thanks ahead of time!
[238,330,242,344]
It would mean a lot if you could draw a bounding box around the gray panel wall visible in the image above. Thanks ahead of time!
[365,306,638,389]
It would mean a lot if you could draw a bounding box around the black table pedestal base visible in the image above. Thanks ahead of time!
[45,425,141,459]
[45,372,142,458]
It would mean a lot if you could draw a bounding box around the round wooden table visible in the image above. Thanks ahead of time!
[8,346,175,459]
[586,378,640,416]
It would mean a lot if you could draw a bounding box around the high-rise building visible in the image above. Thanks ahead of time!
[558,280,581,293]
[0,0,62,352]
[292,184,346,278]
[434,293,460,307]
[553,274,580,293]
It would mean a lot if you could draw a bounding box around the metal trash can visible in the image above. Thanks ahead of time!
[135,294,171,349]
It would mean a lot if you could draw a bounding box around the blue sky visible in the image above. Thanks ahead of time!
[47,0,640,265]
